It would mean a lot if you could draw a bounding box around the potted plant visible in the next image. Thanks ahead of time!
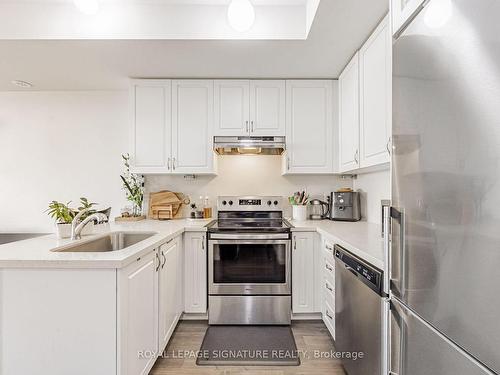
[120,153,145,218]
[46,197,99,239]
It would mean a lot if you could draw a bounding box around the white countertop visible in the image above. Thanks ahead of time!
[0,219,212,269]
[0,218,384,270]
[288,219,385,270]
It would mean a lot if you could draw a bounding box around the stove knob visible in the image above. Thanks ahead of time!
[273,200,279,206]
[222,200,227,206]
[267,200,272,206]
[228,200,234,206]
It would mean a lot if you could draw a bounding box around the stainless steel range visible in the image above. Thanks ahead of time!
[207,196,292,325]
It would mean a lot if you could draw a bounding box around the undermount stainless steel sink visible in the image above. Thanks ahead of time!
[52,231,156,252]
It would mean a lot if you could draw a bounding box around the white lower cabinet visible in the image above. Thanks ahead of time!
[292,231,316,313]
[321,236,336,340]
[118,249,159,375]
[158,237,183,354]
[184,231,207,313]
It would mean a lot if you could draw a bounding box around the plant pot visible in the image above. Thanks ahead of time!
[292,205,308,221]
[55,222,95,239]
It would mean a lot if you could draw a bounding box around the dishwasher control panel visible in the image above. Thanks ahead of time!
[335,245,382,295]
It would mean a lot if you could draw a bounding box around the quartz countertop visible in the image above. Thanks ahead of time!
[0,218,384,271]
[288,219,385,270]
[0,219,212,269]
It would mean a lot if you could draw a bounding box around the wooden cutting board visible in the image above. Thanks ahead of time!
[148,191,183,220]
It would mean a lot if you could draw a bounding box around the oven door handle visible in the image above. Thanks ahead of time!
[208,233,290,240]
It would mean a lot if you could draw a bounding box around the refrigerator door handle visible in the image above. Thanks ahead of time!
[390,207,405,299]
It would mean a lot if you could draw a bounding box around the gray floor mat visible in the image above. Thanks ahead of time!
[196,325,300,366]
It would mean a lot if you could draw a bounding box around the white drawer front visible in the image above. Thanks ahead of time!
[324,257,335,284]
[323,299,335,340]
[324,277,335,308]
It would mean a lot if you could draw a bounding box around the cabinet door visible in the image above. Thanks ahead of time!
[130,79,172,173]
[172,80,215,174]
[284,80,334,174]
[158,238,180,353]
[391,0,426,37]
[359,16,391,168]
[292,232,315,313]
[249,80,286,136]
[184,232,207,313]
[339,53,360,172]
[214,80,250,136]
[118,249,159,375]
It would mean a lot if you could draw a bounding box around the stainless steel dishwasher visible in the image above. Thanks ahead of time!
[334,244,386,375]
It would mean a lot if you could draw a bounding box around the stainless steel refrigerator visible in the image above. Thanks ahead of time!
[390,0,500,374]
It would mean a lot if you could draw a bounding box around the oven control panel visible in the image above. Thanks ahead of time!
[218,196,283,211]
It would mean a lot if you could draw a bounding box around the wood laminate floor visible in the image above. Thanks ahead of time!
[150,321,346,375]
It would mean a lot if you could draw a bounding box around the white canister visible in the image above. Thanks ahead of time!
[292,205,308,221]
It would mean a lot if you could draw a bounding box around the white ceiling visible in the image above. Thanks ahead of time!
[0,0,388,90]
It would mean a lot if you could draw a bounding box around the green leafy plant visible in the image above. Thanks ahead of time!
[46,197,99,224]
[121,154,144,216]
[46,201,76,224]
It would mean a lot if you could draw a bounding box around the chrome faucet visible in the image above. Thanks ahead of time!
[71,209,108,240]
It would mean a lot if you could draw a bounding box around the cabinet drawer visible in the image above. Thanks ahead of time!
[323,238,335,261]
[323,299,335,340]
[324,257,335,284]
[323,277,335,308]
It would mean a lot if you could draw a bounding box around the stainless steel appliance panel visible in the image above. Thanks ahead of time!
[209,295,291,325]
[392,0,500,372]
[390,298,494,375]
[335,246,384,375]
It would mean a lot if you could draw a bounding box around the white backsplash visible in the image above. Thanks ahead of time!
[353,169,391,224]
[145,156,351,218]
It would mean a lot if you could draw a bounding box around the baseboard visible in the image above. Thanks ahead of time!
[181,312,208,321]
[291,313,322,320]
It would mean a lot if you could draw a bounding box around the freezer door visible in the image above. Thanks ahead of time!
[391,0,500,372]
[390,298,494,375]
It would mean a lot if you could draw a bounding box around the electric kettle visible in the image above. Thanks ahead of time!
[309,199,329,220]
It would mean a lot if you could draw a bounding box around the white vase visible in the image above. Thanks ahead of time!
[292,205,308,221]
[55,222,95,239]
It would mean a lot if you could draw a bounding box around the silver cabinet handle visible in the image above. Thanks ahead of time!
[202,237,205,250]
[251,120,254,132]
[155,252,160,272]
[325,243,333,251]
[386,137,392,155]
[325,264,333,272]
[172,158,176,170]
[161,251,166,269]
[167,157,171,170]
[325,283,333,292]
[293,236,297,250]
[245,120,249,133]
[354,149,359,164]
[287,157,290,170]
[325,310,333,320]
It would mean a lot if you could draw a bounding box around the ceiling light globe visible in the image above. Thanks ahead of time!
[228,0,255,33]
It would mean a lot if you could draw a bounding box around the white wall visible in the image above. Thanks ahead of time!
[0,91,129,232]
[353,169,390,224]
[146,156,350,218]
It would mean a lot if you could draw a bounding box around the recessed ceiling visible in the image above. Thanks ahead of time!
[0,0,320,39]
[0,0,388,90]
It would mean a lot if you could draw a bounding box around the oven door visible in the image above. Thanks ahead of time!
[208,234,291,295]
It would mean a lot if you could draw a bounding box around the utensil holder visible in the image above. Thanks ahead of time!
[292,205,308,221]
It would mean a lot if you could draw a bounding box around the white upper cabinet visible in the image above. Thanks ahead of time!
[130,79,171,174]
[249,80,286,135]
[172,80,215,174]
[215,80,286,136]
[284,80,335,174]
[359,15,391,168]
[339,54,360,173]
[214,80,250,136]
[130,79,216,175]
[391,0,426,37]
